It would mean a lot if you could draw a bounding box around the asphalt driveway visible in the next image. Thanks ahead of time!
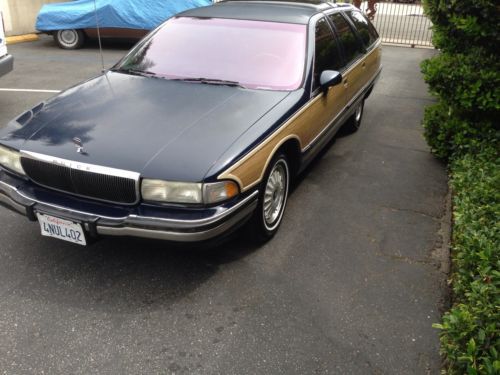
[0,37,448,374]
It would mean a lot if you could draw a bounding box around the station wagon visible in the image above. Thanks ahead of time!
[0,0,381,245]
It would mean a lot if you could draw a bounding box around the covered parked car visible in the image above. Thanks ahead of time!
[36,0,211,49]
[0,0,381,245]
[0,10,13,76]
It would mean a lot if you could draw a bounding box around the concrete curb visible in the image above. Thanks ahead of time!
[6,34,39,45]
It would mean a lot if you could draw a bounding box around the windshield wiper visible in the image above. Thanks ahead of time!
[113,68,158,78]
[171,77,245,88]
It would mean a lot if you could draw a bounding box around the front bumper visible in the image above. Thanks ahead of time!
[0,170,258,243]
[0,54,13,77]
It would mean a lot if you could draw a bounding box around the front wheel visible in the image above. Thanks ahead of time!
[54,29,85,50]
[248,153,290,242]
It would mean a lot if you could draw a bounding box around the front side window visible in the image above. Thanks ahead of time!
[313,17,343,89]
[328,13,364,66]
[346,10,379,48]
[117,17,307,91]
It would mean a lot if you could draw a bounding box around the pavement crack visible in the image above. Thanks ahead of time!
[374,250,435,266]
[380,205,440,219]
[378,142,430,154]
[377,93,436,102]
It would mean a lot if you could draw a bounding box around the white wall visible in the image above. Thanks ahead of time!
[0,0,13,34]
[3,0,67,36]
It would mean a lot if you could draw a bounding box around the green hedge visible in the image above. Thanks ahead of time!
[421,0,500,373]
[421,0,499,160]
[433,145,500,374]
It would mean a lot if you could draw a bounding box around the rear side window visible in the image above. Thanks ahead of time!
[313,17,343,89]
[346,10,379,48]
[328,13,364,66]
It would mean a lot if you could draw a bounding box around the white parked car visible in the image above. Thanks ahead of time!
[0,11,13,77]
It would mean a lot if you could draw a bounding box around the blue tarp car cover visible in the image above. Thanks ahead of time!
[36,0,212,31]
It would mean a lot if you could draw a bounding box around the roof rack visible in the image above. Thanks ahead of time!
[217,0,353,8]
[218,0,333,6]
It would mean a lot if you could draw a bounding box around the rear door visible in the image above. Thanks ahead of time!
[344,10,382,85]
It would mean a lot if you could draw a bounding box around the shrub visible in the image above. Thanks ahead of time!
[423,0,499,55]
[433,145,500,374]
[422,102,495,159]
[422,0,500,372]
[421,0,500,160]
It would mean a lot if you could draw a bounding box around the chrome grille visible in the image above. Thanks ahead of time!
[21,156,138,204]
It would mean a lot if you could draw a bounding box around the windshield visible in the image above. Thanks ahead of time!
[117,17,307,91]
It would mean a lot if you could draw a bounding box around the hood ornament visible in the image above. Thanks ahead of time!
[73,137,84,154]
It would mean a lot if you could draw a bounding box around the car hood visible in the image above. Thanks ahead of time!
[1,71,290,181]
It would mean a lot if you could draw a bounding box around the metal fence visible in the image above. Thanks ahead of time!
[356,1,433,47]
[211,0,434,48]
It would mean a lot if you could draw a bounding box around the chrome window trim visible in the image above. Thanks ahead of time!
[309,12,329,98]
[20,151,141,205]
[310,37,381,98]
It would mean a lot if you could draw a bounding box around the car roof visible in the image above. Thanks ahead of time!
[177,1,355,25]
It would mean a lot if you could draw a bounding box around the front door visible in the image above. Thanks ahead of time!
[327,12,366,106]
[296,16,346,150]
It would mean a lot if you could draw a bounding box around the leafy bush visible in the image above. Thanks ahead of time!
[433,145,500,374]
[421,0,500,160]
[423,0,499,55]
[422,102,495,159]
[421,0,500,372]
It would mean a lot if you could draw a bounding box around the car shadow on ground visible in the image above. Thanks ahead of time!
[6,215,260,314]
[290,124,349,191]
[10,126,349,314]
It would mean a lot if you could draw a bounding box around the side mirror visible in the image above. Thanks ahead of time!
[319,70,342,90]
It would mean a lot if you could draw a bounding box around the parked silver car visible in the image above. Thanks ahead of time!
[0,11,13,77]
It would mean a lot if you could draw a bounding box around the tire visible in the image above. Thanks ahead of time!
[343,98,365,134]
[54,29,85,50]
[248,153,290,243]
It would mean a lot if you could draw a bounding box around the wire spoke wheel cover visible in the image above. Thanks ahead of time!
[262,158,289,231]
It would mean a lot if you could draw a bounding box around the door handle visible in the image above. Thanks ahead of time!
[343,79,349,88]
[362,61,366,69]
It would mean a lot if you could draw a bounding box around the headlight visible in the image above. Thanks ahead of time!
[0,145,25,176]
[141,180,203,204]
[141,179,239,204]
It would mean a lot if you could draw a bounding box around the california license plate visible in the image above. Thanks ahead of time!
[37,213,87,246]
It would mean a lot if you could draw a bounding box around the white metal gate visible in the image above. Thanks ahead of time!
[211,0,434,48]
[356,1,433,47]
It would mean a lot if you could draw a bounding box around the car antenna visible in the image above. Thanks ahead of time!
[93,0,105,72]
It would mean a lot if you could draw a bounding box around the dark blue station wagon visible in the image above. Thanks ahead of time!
[0,0,381,245]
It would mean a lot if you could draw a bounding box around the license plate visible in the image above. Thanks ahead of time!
[37,213,87,246]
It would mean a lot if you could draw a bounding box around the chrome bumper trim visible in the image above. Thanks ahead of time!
[97,200,256,242]
[0,176,258,242]
[0,189,26,215]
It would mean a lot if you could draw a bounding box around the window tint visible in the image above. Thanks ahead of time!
[313,17,343,89]
[118,17,307,91]
[328,13,364,66]
[347,10,378,47]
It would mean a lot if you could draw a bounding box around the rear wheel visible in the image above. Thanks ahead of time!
[54,29,85,50]
[248,153,290,242]
[343,98,365,134]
